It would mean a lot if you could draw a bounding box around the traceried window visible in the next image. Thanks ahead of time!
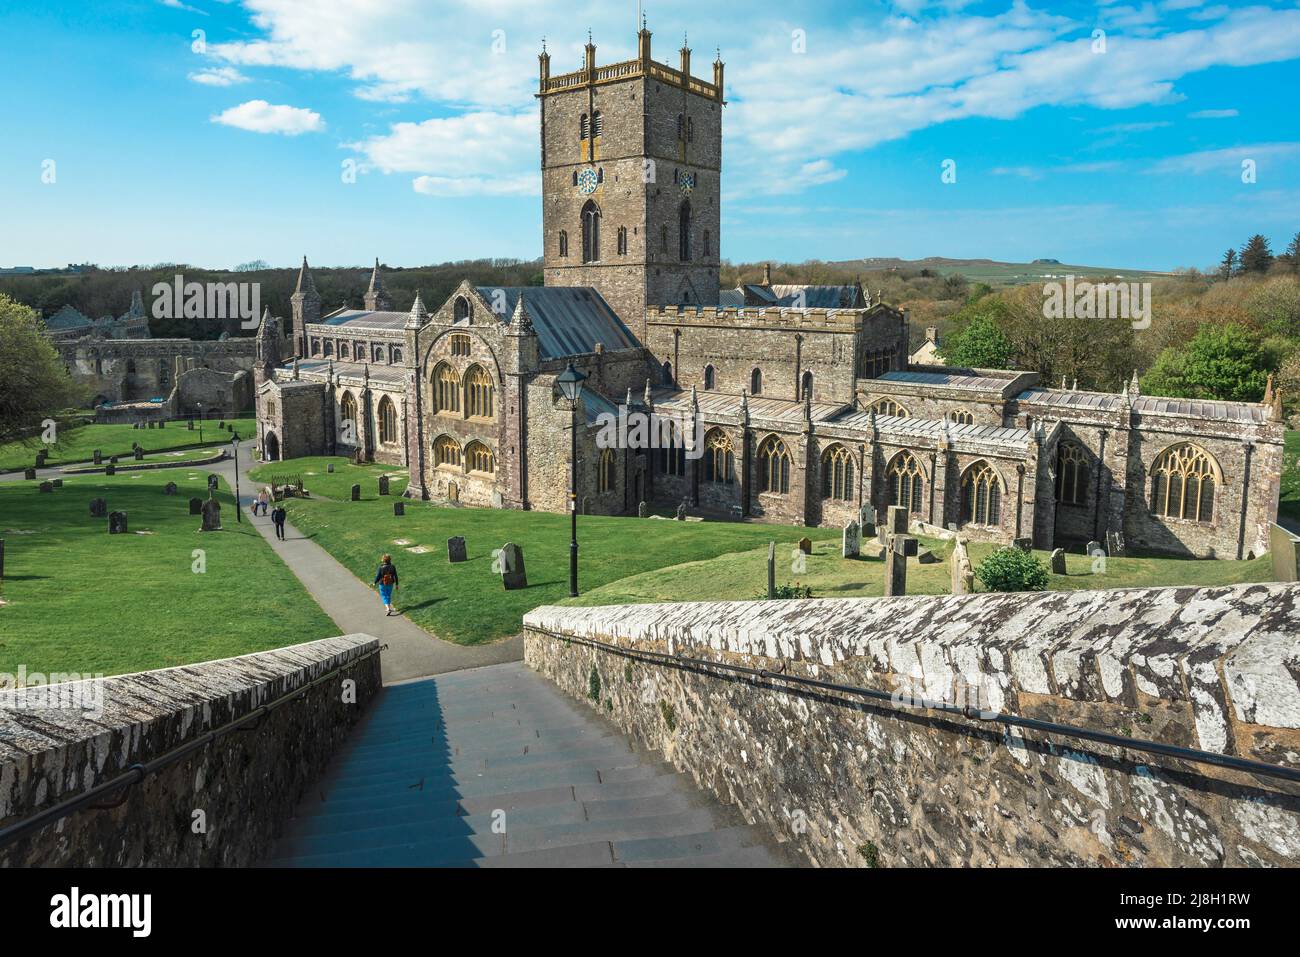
[598,448,616,493]
[1150,443,1217,522]
[449,333,471,357]
[870,398,909,418]
[434,435,461,469]
[465,365,494,420]
[960,461,1002,526]
[948,409,975,426]
[821,444,855,501]
[704,429,734,485]
[887,451,924,514]
[757,436,791,494]
[703,365,716,390]
[340,391,358,435]
[1055,441,1089,506]
[659,421,686,477]
[432,363,459,415]
[377,396,398,445]
[581,200,601,263]
[465,441,495,474]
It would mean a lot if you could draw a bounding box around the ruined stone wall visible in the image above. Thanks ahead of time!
[525,584,1300,867]
[62,337,256,405]
[0,635,381,867]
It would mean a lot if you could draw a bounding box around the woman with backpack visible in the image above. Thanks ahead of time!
[373,554,400,616]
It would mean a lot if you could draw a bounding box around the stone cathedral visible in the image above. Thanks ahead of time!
[255,27,1283,560]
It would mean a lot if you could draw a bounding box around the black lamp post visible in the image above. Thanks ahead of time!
[231,435,242,524]
[556,362,588,598]
[196,402,203,444]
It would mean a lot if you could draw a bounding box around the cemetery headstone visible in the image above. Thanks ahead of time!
[887,505,909,536]
[90,498,107,518]
[23,468,35,481]
[51,479,62,489]
[447,536,467,563]
[105,465,116,476]
[35,450,47,467]
[1013,538,1033,552]
[917,547,939,565]
[884,532,918,597]
[950,537,975,595]
[218,421,225,430]
[108,511,128,534]
[134,448,144,461]
[378,476,390,496]
[842,520,861,558]
[110,455,118,464]
[638,501,648,518]
[93,450,102,465]
[200,494,222,532]
[767,541,776,599]
[38,481,52,493]
[326,463,334,473]
[490,490,504,509]
[187,421,194,431]
[207,475,219,492]
[350,484,361,502]
[393,501,405,517]
[1050,548,1067,575]
[499,542,527,589]
[158,420,165,429]
[797,537,813,555]
[447,482,459,503]
[1085,540,1102,556]
[163,482,177,496]
[189,497,203,515]
[676,500,687,521]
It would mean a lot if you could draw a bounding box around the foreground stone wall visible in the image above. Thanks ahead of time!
[0,635,381,867]
[524,585,1300,867]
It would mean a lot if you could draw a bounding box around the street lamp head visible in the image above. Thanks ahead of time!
[556,362,588,405]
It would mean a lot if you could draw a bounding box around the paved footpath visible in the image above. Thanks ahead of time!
[205,442,523,684]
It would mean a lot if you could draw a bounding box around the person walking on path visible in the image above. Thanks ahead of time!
[255,487,270,516]
[270,504,287,541]
[374,554,400,616]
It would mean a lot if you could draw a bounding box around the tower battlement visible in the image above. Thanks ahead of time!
[538,28,724,101]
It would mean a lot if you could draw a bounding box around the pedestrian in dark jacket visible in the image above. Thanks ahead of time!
[374,554,400,615]
[270,504,287,541]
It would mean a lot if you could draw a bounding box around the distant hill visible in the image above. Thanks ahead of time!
[831,256,1171,286]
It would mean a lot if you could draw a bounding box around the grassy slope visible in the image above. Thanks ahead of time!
[0,418,255,472]
[1281,431,1300,525]
[569,535,1272,607]
[0,469,335,676]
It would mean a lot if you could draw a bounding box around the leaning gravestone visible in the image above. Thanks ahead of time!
[917,547,940,565]
[189,497,203,515]
[350,484,361,502]
[842,521,860,558]
[950,537,975,595]
[378,476,390,496]
[393,501,405,517]
[1050,548,1067,575]
[797,537,813,555]
[163,482,177,496]
[38,481,53,493]
[90,499,107,518]
[23,468,35,481]
[200,494,222,532]
[638,501,648,518]
[108,511,128,534]
[499,542,527,589]
[447,536,467,563]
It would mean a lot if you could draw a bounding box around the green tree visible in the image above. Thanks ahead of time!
[1219,247,1237,280]
[1285,231,1300,272]
[1141,323,1269,402]
[0,294,84,445]
[943,298,1013,368]
[1239,234,1274,275]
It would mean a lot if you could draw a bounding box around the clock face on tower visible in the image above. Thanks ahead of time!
[679,171,695,196]
[576,168,598,195]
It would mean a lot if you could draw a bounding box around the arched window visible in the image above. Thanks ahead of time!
[559,230,569,257]
[617,226,627,256]
[453,297,471,322]
[466,441,495,474]
[703,229,711,258]
[821,445,855,501]
[1055,442,1089,506]
[678,200,692,261]
[948,409,975,425]
[757,436,791,494]
[433,435,461,469]
[598,448,616,493]
[676,114,684,140]
[704,429,735,485]
[750,368,763,395]
[391,347,403,364]
[801,370,813,401]
[340,391,358,435]
[309,340,320,357]
[960,461,1002,526]
[432,363,459,414]
[703,365,716,390]
[687,116,694,143]
[323,340,334,358]
[449,333,471,357]
[464,365,494,419]
[662,361,673,385]
[338,342,350,359]
[887,451,924,514]
[377,396,398,445]
[591,111,603,138]
[581,200,600,263]
[1150,444,1217,522]
[659,421,686,477]
[870,398,909,418]
[579,113,589,140]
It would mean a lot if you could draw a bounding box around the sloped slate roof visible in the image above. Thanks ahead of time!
[768,284,862,308]
[319,310,409,331]
[878,370,1019,393]
[478,286,640,359]
[654,390,845,425]
[826,408,1034,448]
[44,305,92,329]
[1016,387,1269,424]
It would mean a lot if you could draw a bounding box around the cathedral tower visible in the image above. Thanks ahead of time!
[290,256,320,359]
[538,27,723,340]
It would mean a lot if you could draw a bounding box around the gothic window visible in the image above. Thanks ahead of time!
[960,461,1002,526]
[432,363,459,414]
[339,342,350,359]
[948,408,974,426]
[1055,441,1089,506]
[465,365,495,420]
[434,434,461,469]
[592,111,603,138]
[391,347,403,364]
[659,421,686,477]
[598,448,616,493]
[453,296,471,322]
[662,361,673,385]
[1150,443,1217,522]
[703,229,711,258]
[617,226,628,256]
[887,451,924,515]
[687,116,694,143]
[449,333,471,357]
[678,200,692,261]
[377,396,398,445]
[323,340,334,358]
[579,113,589,140]
[870,398,909,418]
[703,364,716,390]
[581,200,601,263]
[597,167,604,184]
[750,368,762,395]
[757,435,791,494]
[559,230,569,258]
[466,441,495,474]
[372,344,385,363]
[676,114,684,140]
[801,370,813,401]
[822,445,854,501]
[340,391,358,435]
[309,340,320,357]
[704,429,735,485]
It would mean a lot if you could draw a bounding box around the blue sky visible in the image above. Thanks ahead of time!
[2,0,1298,271]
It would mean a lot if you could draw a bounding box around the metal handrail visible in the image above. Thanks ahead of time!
[530,626,1300,786]
[0,644,385,850]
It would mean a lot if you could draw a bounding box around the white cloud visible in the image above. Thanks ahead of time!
[188,66,249,87]
[1147,142,1300,174]
[161,0,207,15]
[211,100,324,135]
[1189,108,1239,118]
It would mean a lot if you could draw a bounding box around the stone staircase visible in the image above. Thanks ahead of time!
[268,661,793,867]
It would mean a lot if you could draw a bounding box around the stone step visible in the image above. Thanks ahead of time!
[317,752,649,798]
[329,735,630,777]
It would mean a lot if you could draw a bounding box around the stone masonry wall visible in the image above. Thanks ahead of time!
[524,584,1300,867]
[0,634,381,867]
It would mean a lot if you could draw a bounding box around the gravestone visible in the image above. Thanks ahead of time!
[767,541,776,599]
[110,455,118,464]
[393,501,405,517]
[89,498,107,518]
[327,463,334,473]
[188,421,194,430]
[218,421,225,430]
[134,448,144,461]
[51,479,62,488]
[350,484,361,502]
[163,482,177,496]
[1106,530,1126,556]
[491,490,504,509]
[884,532,918,597]
[38,481,52,494]
[1013,538,1033,552]
[950,537,975,595]
[132,423,139,430]
[158,420,165,429]
[147,421,155,429]
[447,536,467,563]
[23,468,35,480]
[378,476,390,496]
[35,450,47,467]
[887,505,909,536]
[207,475,219,492]
[108,511,128,534]
[189,497,203,515]
[917,547,939,565]
[200,494,222,532]
[1085,540,1102,556]
[499,542,527,589]
[676,500,687,521]
[797,537,812,555]
[447,482,459,503]
[638,501,648,518]
[1050,547,1067,575]
[93,450,102,465]
[842,521,860,558]
[105,465,116,476]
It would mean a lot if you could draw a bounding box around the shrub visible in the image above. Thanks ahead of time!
[975,547,1049,593]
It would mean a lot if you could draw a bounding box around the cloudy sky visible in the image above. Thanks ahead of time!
[3,0,1298,270]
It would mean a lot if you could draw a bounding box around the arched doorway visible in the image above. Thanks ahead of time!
[263,431,280,461]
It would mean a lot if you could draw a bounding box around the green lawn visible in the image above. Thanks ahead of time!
[0,469,336,677]
[1281,430,1300,525]
[0,418,255,473]
[569,535,1272,607]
